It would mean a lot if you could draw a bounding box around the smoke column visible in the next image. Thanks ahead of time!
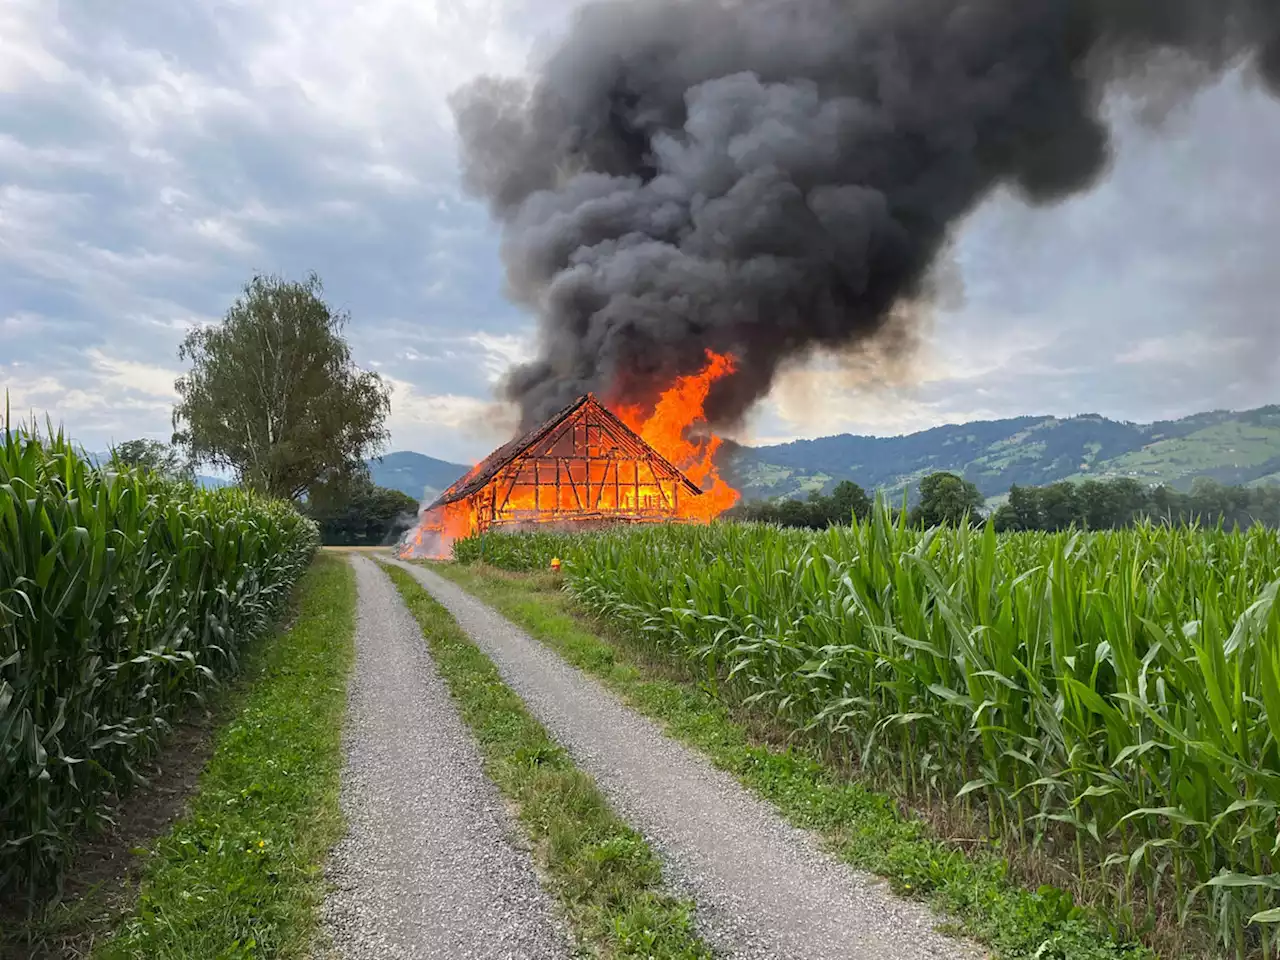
[450,0,1280,429]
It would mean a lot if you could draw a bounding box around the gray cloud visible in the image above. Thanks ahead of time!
[1,1,1278,467]
[450,0,1280,432]
[748,65,1280,444]
[0,0,581,462]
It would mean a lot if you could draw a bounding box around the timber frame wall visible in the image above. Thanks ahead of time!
[470,398,694,531]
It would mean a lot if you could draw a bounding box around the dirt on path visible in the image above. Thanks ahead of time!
[389,558,985,960]
[321,556,571,960]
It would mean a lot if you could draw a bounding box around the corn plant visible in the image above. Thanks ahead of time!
[474,506,1280,956]
[453,528,589,570]
[0,419,318,899]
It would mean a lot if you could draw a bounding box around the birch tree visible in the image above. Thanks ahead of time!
[172,273,390,501]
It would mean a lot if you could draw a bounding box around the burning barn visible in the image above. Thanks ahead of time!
[399,395,708,558]
[437,391,702,525]
[400,351,741,559]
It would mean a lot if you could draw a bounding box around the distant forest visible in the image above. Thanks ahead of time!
[990,477,1280,532]
[730,475,1280,531]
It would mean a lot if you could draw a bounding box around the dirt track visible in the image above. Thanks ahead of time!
[321,556,569,960]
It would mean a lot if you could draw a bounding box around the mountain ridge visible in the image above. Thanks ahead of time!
[368,450,473,503]
[725,404,1280,502]
[367,404,1280,505]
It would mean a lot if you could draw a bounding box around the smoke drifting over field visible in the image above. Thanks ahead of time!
[450,0,1280,428]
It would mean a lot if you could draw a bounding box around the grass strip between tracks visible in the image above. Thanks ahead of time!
[383,562,712,960]
[96,553,356,960]
[429,562,1155,960]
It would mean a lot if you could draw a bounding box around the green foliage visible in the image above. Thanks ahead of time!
[730,479,872,529]
[993,477,1280,531]
[434,563,1151,960]
[910,471,985,527]
[464,510,1280,955]
[385,564,711,959]
[305,479,419,546]
[452,529,586,570]
[100,553,354,959]
[0,419,319,899]
[109,439,194,484]
[172,272,391,501]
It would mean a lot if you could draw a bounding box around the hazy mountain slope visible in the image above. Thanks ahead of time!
[369,451,471,502]
[722,405,1280,501]
[1065,409,1280,489]
[78,446,470,501]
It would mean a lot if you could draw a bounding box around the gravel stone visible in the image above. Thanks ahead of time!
[392,558,987,960]
[320,556,571,960]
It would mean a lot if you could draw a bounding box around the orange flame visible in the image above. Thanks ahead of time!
[398,350,740,559]
[613,350,740,521]
[399,465,481,560]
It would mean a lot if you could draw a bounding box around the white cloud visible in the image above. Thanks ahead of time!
[0,1,70,91]
[0,311,44,334]
[762,368,1006,441]
[383,375,519,462]
[468,331,534,382]
[387,376,514,429]
[0,134,105,171]
[86,350,181,399]
[242,0,544,146]
[0,362,171,440]
[93,58,254,143]
[193,217,256,254]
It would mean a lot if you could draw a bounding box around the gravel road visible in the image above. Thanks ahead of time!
[320,556,570,960]
[390,558,984,960]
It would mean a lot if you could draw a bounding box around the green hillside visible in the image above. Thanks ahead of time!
[722,404,1280,502]
[377,405,1280,507]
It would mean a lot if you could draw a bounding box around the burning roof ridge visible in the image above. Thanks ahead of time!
[427,393,701,510]
[584,397,702,497]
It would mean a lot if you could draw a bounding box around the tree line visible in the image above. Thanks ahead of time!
[728,472,987,529]
[725,480,873,528]
[992,476,1280,531]
[732,472,1280,531]
[112,437,420,546]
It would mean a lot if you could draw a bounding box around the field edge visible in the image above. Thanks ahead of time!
[92,552,357,960]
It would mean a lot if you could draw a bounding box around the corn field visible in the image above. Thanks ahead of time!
[0,422,318,897]
[452,529,576,570]
[459,510,1280,957]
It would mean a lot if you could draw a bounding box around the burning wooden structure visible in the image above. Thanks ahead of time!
[399,351,741,559]
[427,393,703,536]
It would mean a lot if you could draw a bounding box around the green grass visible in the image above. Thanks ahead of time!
[382,562,711,960]
[95,554,356,960]
[429,562,1155,960]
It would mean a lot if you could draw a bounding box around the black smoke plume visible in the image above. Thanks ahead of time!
[450,0,1280,429]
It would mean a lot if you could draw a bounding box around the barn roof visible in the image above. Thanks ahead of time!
[428,394,702,509]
